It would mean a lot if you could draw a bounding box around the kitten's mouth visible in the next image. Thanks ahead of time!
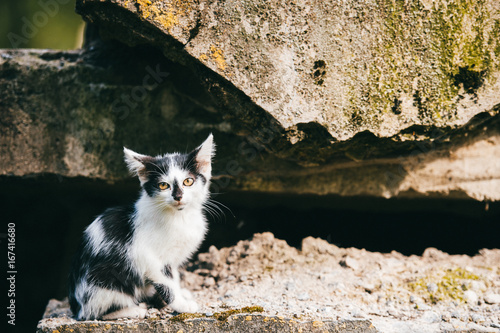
[173,202,185,210]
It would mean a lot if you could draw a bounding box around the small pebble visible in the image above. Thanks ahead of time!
[427,283,438,293]
[387,309,399,317]
[319,307,332,314]
[470,313,485,324]
[340,257,360,270]
[421,311,440,323]
[297,292,310,301]
[416,303,430,311]
[239,275,248,282]
[463,290,478,304]
[226,250,238,264]
[441,312,451,322]
[484,293,500,304]
[362,283,375,293]
[205,312,213,317]
[470,280,486,292]
[223,300,239,308]
[203,277,216,287]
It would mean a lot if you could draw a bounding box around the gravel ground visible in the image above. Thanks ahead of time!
[181,233,500,332]
[39,233,500,332]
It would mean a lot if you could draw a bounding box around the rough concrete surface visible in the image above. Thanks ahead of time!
[2,0,500,200]
[38,233,500,333]
[1,47,500,200]
[76,0,500,141]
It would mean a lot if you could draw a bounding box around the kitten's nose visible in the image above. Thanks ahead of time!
[172,182,183,202]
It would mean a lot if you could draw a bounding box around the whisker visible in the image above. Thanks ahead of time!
[203,201,224,218]
[207,198,235,218]
[202,204,222,221]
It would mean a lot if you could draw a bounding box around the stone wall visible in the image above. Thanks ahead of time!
[2,0,500,200]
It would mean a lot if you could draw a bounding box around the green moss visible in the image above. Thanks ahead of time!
[408,268,481,304]
[351,0,500,126]
[170,312,205,322]
[169,306,264,323]
[213,306,264,321]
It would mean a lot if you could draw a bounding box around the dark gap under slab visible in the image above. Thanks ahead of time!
[1,175,498,331]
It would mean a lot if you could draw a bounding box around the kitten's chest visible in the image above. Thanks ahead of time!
[135,211,206,266]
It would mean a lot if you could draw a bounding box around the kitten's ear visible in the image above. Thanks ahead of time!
[123,147,150,183]
[194,134,215,176]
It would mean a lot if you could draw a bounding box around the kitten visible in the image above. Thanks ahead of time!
[68,134,215,320]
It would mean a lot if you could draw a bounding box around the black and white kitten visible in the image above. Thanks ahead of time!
[68,134,215,320]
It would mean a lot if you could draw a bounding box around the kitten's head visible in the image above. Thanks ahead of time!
[123,134,215,211]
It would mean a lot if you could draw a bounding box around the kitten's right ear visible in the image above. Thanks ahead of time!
[123,147,150,183]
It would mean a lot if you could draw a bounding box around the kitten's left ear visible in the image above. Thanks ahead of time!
[194,134,215,176]
[123,147,151,183]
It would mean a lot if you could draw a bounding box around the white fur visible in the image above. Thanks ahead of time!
[85,218,111,256]
[102,303,147,320]
[195,134,215,176]
[123,147,150,184]
[152,160,210,212]
[129,185,207,312]
[77,284,138,320]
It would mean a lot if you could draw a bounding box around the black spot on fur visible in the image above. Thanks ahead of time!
[154,283,174,304]
[142,159,169,197]
[100,303,125,318]
[181,149,207,185]
[145,291,167,309]
[162,264,173,278]
[140,150,208,197]
[172,180,183,201]
[68,204,142,319]
[100,206,136,242]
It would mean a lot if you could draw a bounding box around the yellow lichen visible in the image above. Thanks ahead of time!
[157,12,179,30]
[170,312,204,322]
[209,45,226,71]
[213,306,264,321]
[132,0,193,32]
[408,267,482,304]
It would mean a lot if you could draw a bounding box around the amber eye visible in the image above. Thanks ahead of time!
[183,178,194,186]
[158,182,170,190]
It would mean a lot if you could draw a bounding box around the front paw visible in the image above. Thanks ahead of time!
[170,298,199,313]
[180,288,195,301]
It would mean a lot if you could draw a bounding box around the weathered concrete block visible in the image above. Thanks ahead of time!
[37,233,500,333]
[76,0,500,140]
[2,1,500,200]
[0,46,235,180]
[1,47,500,200]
